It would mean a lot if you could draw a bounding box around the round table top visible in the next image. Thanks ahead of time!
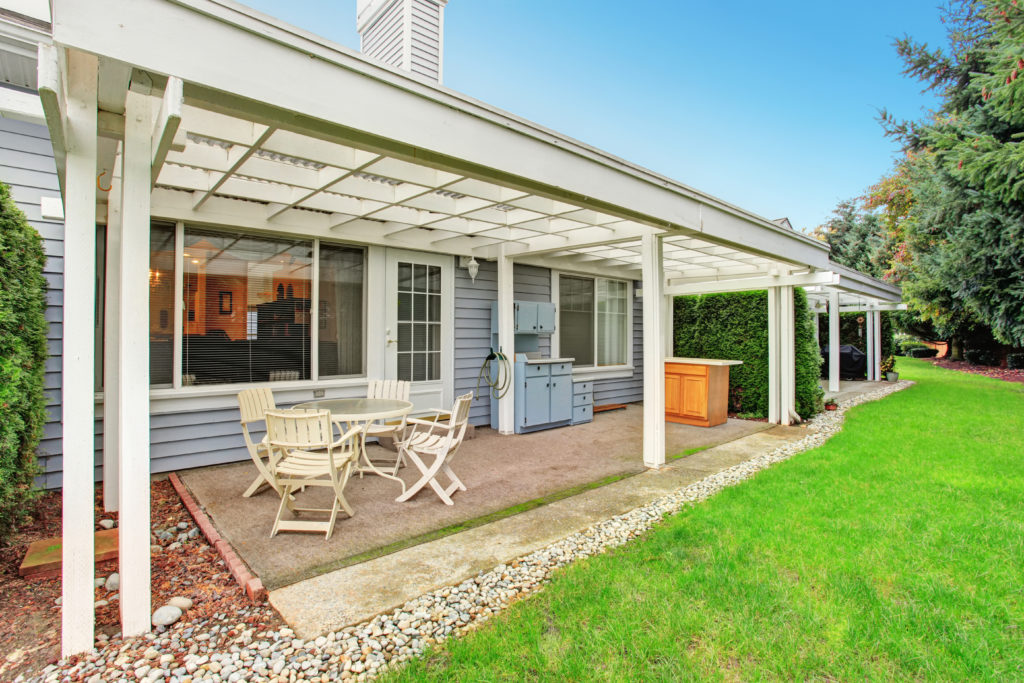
[293,397,413,422]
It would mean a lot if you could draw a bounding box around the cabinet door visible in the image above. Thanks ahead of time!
[681,375,708,419]
[549,375,572,422]
[536,302,556,333]
[514,302,538,333]
[523,376,551,426]
[665,373,682,416]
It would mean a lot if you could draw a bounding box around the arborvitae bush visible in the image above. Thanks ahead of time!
[673,289,823,419]
[0,182,47,542]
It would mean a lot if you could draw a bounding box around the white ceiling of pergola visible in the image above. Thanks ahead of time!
[150,102,792,283]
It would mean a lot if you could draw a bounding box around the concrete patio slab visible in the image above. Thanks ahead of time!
[178,405,770,590]
[268,422,810,637]
[822,379,891,402]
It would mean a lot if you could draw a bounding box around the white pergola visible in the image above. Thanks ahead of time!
[40,0,901,655]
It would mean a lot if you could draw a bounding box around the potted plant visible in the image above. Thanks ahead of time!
[824,398,838,411]
[881,355,898,382]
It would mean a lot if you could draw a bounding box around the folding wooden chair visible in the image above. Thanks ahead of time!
[237,387,279,497]
[362,379,412,474]
[394,392,473,506]
[265,409,362,540]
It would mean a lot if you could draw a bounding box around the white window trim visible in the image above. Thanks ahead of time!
[551,270,634,380]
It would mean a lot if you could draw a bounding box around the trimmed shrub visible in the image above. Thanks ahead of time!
[908,347,939,358]
[964,348,997,366]
[1008,353,1024,370]
[673,289,823,419]
[0,182,47,542]
[899,340,930,356]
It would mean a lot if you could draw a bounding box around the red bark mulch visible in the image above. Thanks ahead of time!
[0,479,282,682]
[930,358,1024,384]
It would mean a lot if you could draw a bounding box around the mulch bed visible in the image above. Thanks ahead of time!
[930,358,1024,384]
[0,479,283,682]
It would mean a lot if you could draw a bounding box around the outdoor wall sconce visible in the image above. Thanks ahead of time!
[459,255,480,283]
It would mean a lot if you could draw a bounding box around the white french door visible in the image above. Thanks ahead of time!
[384,249,454,413]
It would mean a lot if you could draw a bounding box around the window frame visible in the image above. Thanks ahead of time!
[551,271,635,380]
[95,220,370,396]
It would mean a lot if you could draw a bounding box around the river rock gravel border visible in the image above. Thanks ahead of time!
[32,381,911,682]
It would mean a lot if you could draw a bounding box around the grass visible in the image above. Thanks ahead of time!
[386,359,1024,681]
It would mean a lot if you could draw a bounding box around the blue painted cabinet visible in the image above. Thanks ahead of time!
[490,354,576,433]
[523,376,552,427]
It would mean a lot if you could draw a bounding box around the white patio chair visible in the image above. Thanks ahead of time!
[265,409,362,540]
[394,392,473,506]
[237,387,279,497]
[362,379,412,474]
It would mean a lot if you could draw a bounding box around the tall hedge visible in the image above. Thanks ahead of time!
[0,182,47,542]
[816,311,894,374]
[673,288,823,419]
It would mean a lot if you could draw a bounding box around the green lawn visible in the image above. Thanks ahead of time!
[387,359,1024,681]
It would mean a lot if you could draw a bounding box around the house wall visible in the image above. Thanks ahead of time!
[0,118,69,489]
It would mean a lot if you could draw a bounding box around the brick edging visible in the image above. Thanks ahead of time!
[168,473,267,603]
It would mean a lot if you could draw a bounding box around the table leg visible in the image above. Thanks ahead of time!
[349,419,407,494]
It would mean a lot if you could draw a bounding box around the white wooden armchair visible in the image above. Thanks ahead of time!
[362,379,411,475]
[237,387,279,497]
[394,392,473,506]
[264,409,362,540]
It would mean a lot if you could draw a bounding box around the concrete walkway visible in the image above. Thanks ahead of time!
[822,379,891,402]
[269,422,809,637]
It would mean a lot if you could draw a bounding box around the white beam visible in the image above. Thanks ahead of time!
[781,285,795,425]
[151,76,183,186]
[118,90,153,637]
[837,303,907,312]
[0,86,45,124]
[665,271,839,296]
[496,246,515,434]
[37,43,68,195]
[767,287,780,424]
[60,48,98,658]
[102,167,123,512]
[641,233,665,468]
[192,125,275,209]
[828,290,840,393]
[866,310,876,382]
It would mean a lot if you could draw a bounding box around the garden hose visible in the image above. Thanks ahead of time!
[475,348,512,400]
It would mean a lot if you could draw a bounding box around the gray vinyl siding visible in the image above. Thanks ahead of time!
[453,261,643,427]
[0,118,69,489]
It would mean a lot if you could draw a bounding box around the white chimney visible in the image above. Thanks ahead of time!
[357,0,448,83]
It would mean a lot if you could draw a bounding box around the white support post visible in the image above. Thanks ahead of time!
[865,310,876,382]
[828,290,840,393]
[118,90,153,637]
[767,286,780,424]
[781,285,795,425]
[872,310,882,381]
[61,48,98,658]
[641,233,665,469]
[102,170,122,512]
[496,246,515,435]
[812,309,819,342]
[662,294,674,358]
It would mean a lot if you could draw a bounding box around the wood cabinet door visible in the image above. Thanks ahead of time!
[681,375,708,419]
[665,373,682,416]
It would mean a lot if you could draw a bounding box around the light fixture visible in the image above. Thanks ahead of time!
[459,255,480,283]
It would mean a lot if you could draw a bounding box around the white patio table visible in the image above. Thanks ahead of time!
[293,397,413,490]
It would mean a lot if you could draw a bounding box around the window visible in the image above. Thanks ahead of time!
[149,223,176,386]
[558,274,630,368]
[396,262,441,381]
[317,243,365,377]
[182,228,313,385]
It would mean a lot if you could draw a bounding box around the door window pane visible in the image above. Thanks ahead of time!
[396,260,442,381]
[317,243,365,377]
[559,275,595,366]
[182,228,312,384]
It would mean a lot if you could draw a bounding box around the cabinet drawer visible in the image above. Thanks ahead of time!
[573,381,592,395]
[573,391,592,407]
[665,363,707,376]
[549,362,572,376]
[571,404,593,424]
[524,363,549,378]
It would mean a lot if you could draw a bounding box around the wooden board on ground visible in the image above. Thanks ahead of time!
[594,404,627,414]
[19,528,119,580]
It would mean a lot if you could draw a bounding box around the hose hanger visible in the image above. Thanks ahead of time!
[475,347,512,400]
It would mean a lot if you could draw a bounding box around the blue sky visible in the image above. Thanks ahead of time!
[242,1,948,232]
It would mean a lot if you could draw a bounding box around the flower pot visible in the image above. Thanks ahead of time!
[886,372,899,382]
[825,403,838,411]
